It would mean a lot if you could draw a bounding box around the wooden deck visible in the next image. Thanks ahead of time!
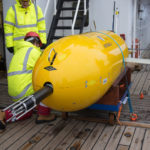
[0,117,150,150]
[1,65,150,150]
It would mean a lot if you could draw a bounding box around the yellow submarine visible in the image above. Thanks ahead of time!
[32,31,128,112]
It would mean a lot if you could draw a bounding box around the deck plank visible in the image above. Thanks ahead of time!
[0,121,20,137]
[7,123,45,150]
[20,118,61,150]
[31,119,75,150]
[130,72,143,95]
[142,129,150,150]
[0,84,12,108]
[0,118,35,150]
[92,125,116,150]
[55,120,87,150]
[129,127,145,150]
[105,125,125,150]
[0,117,33,144]
[142,71,150,96]
[133,71,148,95]
[80,123,105,150]
[117,145,129,150]
[119,126,135,146]
[67,122,97,150]
[42,119,79,150]
[131,71,137,82]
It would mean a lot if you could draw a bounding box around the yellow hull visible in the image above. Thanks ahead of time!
[33,31,128,112]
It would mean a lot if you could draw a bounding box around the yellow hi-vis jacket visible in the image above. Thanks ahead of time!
[4,0,46,53]
[7,41,42,102]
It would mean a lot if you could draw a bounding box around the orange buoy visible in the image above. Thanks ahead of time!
[130,113,138,121]
[140,92,144,99]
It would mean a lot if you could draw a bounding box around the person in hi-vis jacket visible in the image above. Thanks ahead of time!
[0,32,56,131]
[4,0,47,54]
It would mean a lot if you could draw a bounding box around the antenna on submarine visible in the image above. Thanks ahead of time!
[112,1,116,32]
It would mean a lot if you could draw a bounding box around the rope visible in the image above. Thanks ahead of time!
[98,31,133,113]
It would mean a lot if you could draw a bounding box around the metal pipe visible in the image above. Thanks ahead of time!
[3,83,53,122]
[34,84,53,104]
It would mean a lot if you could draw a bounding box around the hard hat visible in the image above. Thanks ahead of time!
[24,31,42,47]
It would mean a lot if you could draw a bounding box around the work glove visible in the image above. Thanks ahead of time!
[41,44,47,49]
[7,47,14,53]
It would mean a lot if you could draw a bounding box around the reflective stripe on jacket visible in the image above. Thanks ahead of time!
[4,0,46,53]
[8,41,42,101]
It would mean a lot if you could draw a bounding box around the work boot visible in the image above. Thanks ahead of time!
[35,114,56,124]
[0,110,6,132]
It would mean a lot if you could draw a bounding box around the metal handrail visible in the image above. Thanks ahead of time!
[71,0,81,35]
[84,0,87,15]
[54,0,57,15]
[71,0,87,35]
